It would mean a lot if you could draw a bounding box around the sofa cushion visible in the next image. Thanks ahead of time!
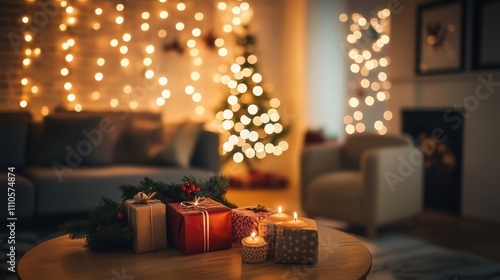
[149,122,203,168]
[0,112,31,169]
[305,171,364,224]
[37,114,123,166]
[25,166,213,215]
[114,112,163,164]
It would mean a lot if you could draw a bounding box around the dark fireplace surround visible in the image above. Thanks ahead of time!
[402,109,464,215]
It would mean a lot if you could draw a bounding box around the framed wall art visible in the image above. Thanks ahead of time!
[416,0,466,75]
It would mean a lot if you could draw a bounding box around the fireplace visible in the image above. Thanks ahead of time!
[402,109,464,214]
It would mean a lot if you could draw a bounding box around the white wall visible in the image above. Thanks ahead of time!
[387,0,500,223]
[306,0,347,138]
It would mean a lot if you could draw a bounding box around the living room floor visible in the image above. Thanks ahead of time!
[381,209,500,263]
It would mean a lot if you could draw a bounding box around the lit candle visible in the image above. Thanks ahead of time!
[281,212,310,228]
[242,232,265,246]
[241,231,268,263]
[267,205,292,223]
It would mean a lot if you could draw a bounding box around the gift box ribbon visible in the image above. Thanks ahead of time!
[131,192,161,250]
[178,196,219,252]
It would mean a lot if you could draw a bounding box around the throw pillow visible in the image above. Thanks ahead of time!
[114,117,163,164]
[149,122,203,168]
[37,114,123,166]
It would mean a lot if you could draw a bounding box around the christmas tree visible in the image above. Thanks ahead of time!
[215,24,289,172]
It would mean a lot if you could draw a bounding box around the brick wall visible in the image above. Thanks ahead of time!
[0,0,237,121]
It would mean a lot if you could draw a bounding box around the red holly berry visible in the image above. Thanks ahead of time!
[186,189,192,195]
[189,184,196,191]
[181,186,186,192]
[195,187,201,192]
[184,182,190,187]
[116,211,124,220]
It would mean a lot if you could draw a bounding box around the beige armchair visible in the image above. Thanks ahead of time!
[301,133,423,238]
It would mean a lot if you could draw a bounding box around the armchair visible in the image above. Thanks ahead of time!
[301,133,423,238]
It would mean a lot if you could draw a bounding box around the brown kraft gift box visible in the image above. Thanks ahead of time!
[124,199,168,253]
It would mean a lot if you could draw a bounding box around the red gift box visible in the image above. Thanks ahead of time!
[231,206,276,243]
[167,198,232,255]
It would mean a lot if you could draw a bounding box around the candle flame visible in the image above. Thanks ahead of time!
[278,205,282,215]
[251,232,256,239]
[293,211,297,222]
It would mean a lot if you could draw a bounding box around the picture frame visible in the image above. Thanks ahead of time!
[416,0,466,75]
[472,0,500,69]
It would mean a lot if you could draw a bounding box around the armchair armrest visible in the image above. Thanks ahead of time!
[301,142,342,207]
[361,145,423,227]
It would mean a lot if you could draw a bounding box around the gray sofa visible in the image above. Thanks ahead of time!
[0,111,220,218]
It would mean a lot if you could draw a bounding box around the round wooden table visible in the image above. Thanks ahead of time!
[18,225,371,279]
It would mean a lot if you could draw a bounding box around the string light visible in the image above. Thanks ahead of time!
[19,0,235,124]
[342,9,392,134]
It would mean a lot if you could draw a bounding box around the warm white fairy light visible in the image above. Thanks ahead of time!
[22,0,217,118]
[97,58,105,66]
[115,16,124,24]
[91,91,100,100]
[143,57,152,66]
[123,33,131,42]
[110,98,119,108]
[123,85,132,94]
[67,93,76,102]
[95,72,103,81]
[158,29,167,38]
[175,22,184,31]
[342,10,391,134]
[145,70,155,79]
[195,12,204,21]
[121,58,129,67]
[177,3,186,11]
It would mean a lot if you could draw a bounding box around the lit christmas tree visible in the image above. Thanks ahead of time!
[215,22,289,172]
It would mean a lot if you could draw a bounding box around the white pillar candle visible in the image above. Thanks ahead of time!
[267,205,292,223]
[281,212,310,228]
[242,232,265,246]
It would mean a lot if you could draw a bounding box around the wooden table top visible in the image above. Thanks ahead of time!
[18,225,371,280]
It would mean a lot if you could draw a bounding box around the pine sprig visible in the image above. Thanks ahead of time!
[59,197,133,252]
[119,174,237,208]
